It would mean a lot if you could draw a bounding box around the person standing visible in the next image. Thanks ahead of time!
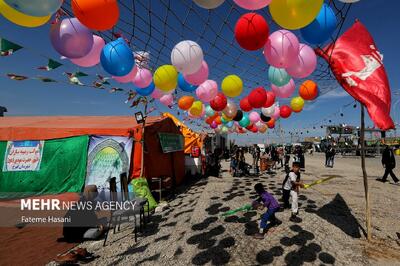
[378,145,399,183]
[325,145,331,167]
[329,146,336,168]
[282,162,303,220]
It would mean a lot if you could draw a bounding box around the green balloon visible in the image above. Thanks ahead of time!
[221,126,229,134]
[239,113,250,127]
[221,116,229,124]
[268,66,291,87]
[205,105,215,117]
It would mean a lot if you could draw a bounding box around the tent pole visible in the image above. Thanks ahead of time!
[360,104,372,241]
[139,103,148,177]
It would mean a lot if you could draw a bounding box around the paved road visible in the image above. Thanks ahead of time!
[70,153,400,265]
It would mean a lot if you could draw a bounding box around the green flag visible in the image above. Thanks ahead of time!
[0,38,22,56]
[38,59,63,71]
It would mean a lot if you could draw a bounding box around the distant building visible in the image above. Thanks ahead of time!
[0,106,7,117]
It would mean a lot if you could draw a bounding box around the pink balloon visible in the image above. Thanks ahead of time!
[272,106,280,120]
[132,68,152,88]
[196,80,218,102]
[271,79,295,98]
[70,35,105,67]
[160,94,173,106]
[113,65,138,83]
[183,61,209,85]
[211,121,218,129]
[234,0,271,10]
[200,104,206,117]
[264,30,299,68]
[151,88,166,99]
[249,112,260,123]
[286,43,317,78]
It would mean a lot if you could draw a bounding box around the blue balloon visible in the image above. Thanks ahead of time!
[135,82,155,96]
[100,38,134,76]
[268,66,291,87]
[226,121,234,128]
[300,4,337,45]
[5,0,63,16]
[178,73,198,92]
[239,113,250,128]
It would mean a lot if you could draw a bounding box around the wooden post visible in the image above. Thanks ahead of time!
[360,105,372,241]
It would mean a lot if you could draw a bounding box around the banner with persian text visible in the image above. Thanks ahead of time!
[2,141,44,172]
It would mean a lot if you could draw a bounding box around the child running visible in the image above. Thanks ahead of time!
[252,183,281,239]
[282,161,304,221]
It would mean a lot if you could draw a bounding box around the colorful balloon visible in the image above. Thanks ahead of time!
[4,0,63,16]
[72,0,119,31]
[50,18,93,59]
[210,121,218,129]
[171,40,203,74]
[183,60,209,85]
[233,110,243,121]
[151,88,166,99]
[113,65,138,83]
[210,92,227,112]
[221,75,243,98]
[271,78,295,98]
[193,0,225,9]
[215,116,222,125]
[261,104,275,117]
[205,105,215,117]
[178,73,198,92]
[290,97,305,112]
[239,97,253,112]
[280,105,292,118]
[233,0,271,10]
[299,80,319,100]
[70,35,105,67]
[100,38,134,76]
[160,94,174,106]
[153,65,178,92]
[133,68,153,88]
[226,121,234,128]
[264,30,299,68]
[249,112,260,123]
[0,0,50,27]
[248,87,267,108]
[235,13,269,51]
[135,82,155,96]
[286,44,317,78]
[196,80,218,102]
[272,105,280,120]
[268,66,291,87]
[239,113,250,128]
[263,90,276,108]
[190,101,203,116]
[269,0,323,30]
[178,95,195,110]
[300,4,337,45]
[222,100,238,119]
[267,118,275,128]
[258,124,267,133]
[260,113,271,122]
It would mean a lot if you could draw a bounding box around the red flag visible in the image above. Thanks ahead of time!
[316,21,394,130]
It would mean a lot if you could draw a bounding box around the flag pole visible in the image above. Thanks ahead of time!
[360,104,372,241]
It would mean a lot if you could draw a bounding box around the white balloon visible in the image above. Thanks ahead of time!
[261,103,275,116]
[193,0,225,9]
[171,40,204,75]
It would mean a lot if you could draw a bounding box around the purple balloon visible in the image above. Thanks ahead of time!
[286,43,317,78]
[271,79,295,98]
[272,106,280,120]
[70,35,104,67]
[264,30,299,68]
[50,18,94,59]
[210,121,218,129]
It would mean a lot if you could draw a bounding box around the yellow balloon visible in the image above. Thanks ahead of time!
[0,0,51,27]
[269,0,323,30]
[190,101,203,116]
[221,75,243,98]
[153,65,178,92]
[290,96,305,112]
[222,113,233,121]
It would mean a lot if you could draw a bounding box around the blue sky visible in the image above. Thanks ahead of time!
[0,0,399,143]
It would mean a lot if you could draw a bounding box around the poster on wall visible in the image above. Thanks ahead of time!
[2,141,44,172]
[85,136,133,200]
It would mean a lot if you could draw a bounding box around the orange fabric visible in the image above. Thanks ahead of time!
[162,112,204,154]
[0,116,165,141]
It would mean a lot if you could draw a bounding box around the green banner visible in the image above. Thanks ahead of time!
[0,136,88,199]
[158,133,184,153]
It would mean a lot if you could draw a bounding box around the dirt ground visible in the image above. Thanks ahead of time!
[45,153,400,265]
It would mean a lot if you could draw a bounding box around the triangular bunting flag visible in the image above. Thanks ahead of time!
[36,77,57,83]
[0,38,22,56]
[7,73,28,80]
[38,59,63,71]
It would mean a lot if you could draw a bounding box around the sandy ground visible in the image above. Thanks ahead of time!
[50,153,400,265]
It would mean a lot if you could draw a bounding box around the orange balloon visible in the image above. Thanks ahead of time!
[299,80,318,101]
[178,96,195,110]
[72,0,119,31]
[205,116,214,125]
[215,116,222,125]
[267,118,275,128]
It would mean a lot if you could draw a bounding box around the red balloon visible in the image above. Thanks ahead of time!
[240,97,253,112]
[263,90,276,108]
[267,118,275,128]
[246,123,254,130]
[234,13,269,51]
[251,126,258,133]
[280,105,292,119]
[210,92,227,111]
[248,87,267,108]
